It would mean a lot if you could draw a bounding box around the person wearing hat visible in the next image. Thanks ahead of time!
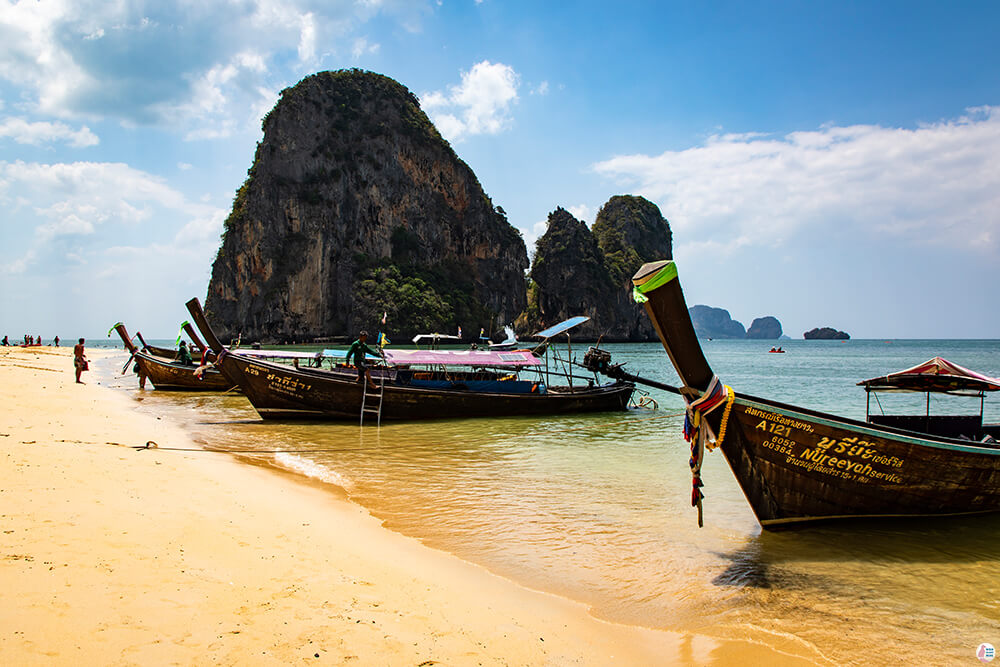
[344,330,383,390]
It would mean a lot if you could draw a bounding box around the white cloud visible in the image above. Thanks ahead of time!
[153,51,274,141]
[0,0,431,136]
[351,37,380,60]
[592,107,1000,254]
[298,12,317,64]
[421,61,520,141]
[2,249,35,275]
[0,160,224,272]
[0,117,99,147]
[532,81,549,96]
[524,218,548,252]
[567,204,592,225]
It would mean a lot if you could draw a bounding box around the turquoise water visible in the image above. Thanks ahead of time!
[99,339,1000,665]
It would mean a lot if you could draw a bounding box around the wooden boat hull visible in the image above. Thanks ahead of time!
[134,352,234,392]
[630,260,1000,529]
[720,394,1000,527]
[216,351,633,421]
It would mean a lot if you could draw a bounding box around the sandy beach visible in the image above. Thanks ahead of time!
[0,345,817,666]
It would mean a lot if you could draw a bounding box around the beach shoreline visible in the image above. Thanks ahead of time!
[0,345,818,665]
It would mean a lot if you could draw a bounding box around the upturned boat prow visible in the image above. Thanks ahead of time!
[629,259,1000,530]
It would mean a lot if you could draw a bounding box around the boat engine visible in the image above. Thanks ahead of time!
[583,346,618,377]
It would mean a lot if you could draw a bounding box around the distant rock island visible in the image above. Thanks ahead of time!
[803,327,850,340]
[689,305,746,339]
[206,69,676,342]
[746,316,783,339]
[689,308,787,340]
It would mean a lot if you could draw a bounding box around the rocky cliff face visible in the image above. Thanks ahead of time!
[522,196,672,340]
[523,207,615,339]
[592,195,674,340]
[206,70,527,342]
[689,305,746,339]
[746,316,783,339]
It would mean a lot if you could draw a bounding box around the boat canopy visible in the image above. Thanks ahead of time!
[382,348,541,368]
[858,357,1000,395]
[532,316,590,340]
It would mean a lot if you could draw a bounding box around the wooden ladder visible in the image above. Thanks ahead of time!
[360,373,385,426]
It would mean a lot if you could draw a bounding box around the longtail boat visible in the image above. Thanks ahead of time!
[111,323,235,392]
[585,260,1000,529]
[186,298,633,422]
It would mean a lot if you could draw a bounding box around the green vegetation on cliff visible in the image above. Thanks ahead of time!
[592,195,673,285]
[522,196,673,340]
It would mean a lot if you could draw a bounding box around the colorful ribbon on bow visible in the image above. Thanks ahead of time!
[682,375,736,527]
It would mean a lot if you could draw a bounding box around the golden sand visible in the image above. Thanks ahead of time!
[0,346,818,665]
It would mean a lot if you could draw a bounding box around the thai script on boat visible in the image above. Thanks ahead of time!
[265,372,312,397]
[753,415,906,484]
[743,405,815,433]
[812,435,904,468]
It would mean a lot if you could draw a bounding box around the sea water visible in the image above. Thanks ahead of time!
[99,339,1000,665]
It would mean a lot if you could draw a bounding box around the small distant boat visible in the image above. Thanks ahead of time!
[412,333,462,349]
[488,325,519,351]
[586,260,1000,530]
[768,347,785,353]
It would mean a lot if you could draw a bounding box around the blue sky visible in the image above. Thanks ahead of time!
[1,0,998,340]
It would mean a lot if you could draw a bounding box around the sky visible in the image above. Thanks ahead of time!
[1,0,999,340]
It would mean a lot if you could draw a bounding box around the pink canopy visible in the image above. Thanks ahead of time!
[859,357,1000,394]
[382,348,541,368]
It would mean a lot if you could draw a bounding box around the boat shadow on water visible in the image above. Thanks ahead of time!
[712,512,1000,590]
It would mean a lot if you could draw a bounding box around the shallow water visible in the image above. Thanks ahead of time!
[98,339,1000,665]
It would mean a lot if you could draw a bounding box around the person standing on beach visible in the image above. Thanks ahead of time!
[53,335,60,347]
[344,331,383,390]
[73,338,88,384]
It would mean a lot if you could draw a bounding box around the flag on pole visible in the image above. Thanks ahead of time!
[176,321,189,346]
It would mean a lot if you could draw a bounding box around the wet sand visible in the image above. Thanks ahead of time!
[0,345,818,665]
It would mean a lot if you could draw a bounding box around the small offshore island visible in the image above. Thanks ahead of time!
[803,326,851,340]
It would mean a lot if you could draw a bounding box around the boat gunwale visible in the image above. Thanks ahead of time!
[732,394,1000,455]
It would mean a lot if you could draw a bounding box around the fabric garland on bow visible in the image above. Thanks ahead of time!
[682,375,736,527]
